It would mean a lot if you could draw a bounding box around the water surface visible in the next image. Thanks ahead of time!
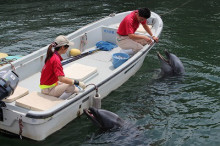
[0,0,219,145]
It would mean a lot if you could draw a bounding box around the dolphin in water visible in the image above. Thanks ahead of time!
[84,108,148,145]
[157,50,185,76]
[83,107,124,131]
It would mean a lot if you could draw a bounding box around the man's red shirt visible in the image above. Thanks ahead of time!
[117,10,146,36]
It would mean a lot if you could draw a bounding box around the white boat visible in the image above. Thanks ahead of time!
[0,11,163,141]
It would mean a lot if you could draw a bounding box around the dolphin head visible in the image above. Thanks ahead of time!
[157,50,185,76]
[83,107,124,130]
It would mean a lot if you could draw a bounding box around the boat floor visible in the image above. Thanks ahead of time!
[19,46,123,92]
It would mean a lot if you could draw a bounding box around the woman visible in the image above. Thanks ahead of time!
[40,35,86,99]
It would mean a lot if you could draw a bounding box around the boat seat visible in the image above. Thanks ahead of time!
[64,63,97,81]
[115,23,152,33]
[2,86,29,103]
[15,92,63,111]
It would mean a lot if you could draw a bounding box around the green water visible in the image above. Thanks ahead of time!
[0,0,220,145]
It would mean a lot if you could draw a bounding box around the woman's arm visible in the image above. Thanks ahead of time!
[58,76,73,85]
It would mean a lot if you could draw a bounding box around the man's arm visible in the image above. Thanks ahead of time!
[142,23,159,42]
[128,33,152,44]
[142,23,153,37]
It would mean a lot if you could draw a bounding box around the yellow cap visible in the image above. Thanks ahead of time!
[0,53,8,59]
[69,49,81,56]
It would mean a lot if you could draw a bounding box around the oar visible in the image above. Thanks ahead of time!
[61,48,99,66]
[61,41,118,66]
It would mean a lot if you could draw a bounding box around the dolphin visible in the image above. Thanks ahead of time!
[157,50,185,76]
[83,107,124,131]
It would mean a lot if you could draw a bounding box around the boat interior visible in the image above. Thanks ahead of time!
[3,19,156,112]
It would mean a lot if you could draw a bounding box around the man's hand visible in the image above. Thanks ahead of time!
[145,37,153,44]
[152,36,159,43]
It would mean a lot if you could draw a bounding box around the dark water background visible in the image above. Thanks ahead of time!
[0,0,220,145]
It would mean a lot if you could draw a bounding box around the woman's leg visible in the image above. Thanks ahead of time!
[42,83,78,97]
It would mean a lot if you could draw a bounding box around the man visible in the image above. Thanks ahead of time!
[116,8,159,54]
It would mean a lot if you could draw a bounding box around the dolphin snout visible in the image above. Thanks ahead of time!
[84,108,102,128]
[157,51,168,63]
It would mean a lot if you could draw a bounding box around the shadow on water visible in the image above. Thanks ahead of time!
[83,118,166,146]
[83,123,147,145]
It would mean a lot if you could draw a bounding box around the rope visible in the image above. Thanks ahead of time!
[80,33,88,50]
[0,58,16,71]
[160,0,192,16]
[19,116,23,139]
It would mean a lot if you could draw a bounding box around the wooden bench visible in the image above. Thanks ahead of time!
[3,86,29,103]
[64,63,97,81]
[15,92,63,111]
